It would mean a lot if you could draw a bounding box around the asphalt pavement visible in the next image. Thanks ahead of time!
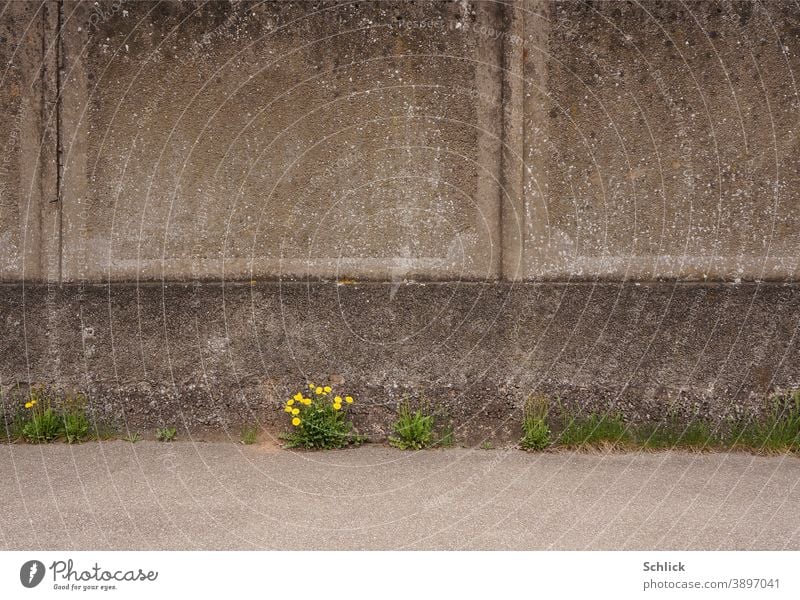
[1,441,798,550]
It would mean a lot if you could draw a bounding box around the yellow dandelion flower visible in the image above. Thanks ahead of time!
[293,393,303,401]
[334,396,342,403]
[291,408,300,415]
[303,398,312,405]
[30,399,37,406]
[308,383,315,390]
[287,399,295,406]
[345,396,354,404]
[284,406,292,413]
[292,417,301,427]
[333,403,342,411]
[25,402,33,409]
[315,386,323,395]
[324,386,332,393]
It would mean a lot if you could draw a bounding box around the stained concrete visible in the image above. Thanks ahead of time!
[9,1,798,283]
[59,0,502,282]
[2,2,800,427]
[1,281,797,436]
[0,1,59,281]
[1,442,798,550]
[522,0,800,280]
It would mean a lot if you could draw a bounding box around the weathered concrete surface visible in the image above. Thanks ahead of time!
[59,0,503,282]
[1,282,798,436]
[48,1,800,283]
[1,442,798,550]
[2,1,800,428]
[521,0,800,280]
[0,1,58,281]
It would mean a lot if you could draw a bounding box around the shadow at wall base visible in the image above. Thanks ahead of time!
[1,281,798,441]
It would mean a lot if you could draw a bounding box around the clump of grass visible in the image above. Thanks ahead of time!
[389,402,434,450]
[480,440,494,450]
[62,393,90,444]
[122,432,141,443]
[520,395,551,451]
[2,402,26,443]
[21,386,63,443]
[635,415,717,450]
[91,421,119,441]
[728,391,800,453]
[156,427,177,442]
[240,425,258,445]
[556,409,630,448]
[434,422,455,447]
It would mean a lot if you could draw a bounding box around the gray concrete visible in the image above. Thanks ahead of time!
[2,281,799,436]
[3,1,800,435]
[1,441,799,550]
[523,0,800,281]
[58,0,501,282]
[4,1,800,283]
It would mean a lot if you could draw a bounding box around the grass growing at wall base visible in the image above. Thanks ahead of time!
[728,391,800,453]
[556,412,631,448]
[520,395,551,450]
[635,419,718,450]
[390,404,435,450]
[521,392,800,453]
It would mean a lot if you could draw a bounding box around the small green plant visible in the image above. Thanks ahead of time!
[240,425,258,445]
[635,414,717,450]
[389,402,434,450]
[91,422,119,441]
[156,427,177,442]
[480,440,494,450]
[62,393,90,444]
[728,391,800,453]
[557,408,630,448]
[520,395,551,451]
[122,432,141,443]
[435,422,455,447]
[21,386,63,443]
[281,384,362,449]
[2,402,25,443]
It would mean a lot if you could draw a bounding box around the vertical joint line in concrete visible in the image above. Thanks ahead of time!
[498,1,525,281]
[497,3,508,280]
[55,0,64,284]
[519,4,526,268]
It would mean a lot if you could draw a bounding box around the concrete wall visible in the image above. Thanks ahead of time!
[2,1,799,436]
[521,1,800,281]
[0,2,59,282]
[59,0,504,282]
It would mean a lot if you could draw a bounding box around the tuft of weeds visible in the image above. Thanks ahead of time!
[389,402,434,450]
[91,422,119,441]
[434,422,455,448]
[728,391,800,453]
[240,425,258,445]
[281,385,363,449]
[480,440,494,450]
[122,432,141,443]
[635,416,717,450]
[556,408,630,448]
[21,386,63,443]
[520,395,551,451]
[2,406,26,444]
[156,427,177,442]
[62,393,90,444]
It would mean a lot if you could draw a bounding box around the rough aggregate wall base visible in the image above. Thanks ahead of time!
[1,282,798,440]
[2,1,800,438]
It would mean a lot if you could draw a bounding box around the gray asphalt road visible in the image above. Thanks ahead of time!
[1,441,798,550]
